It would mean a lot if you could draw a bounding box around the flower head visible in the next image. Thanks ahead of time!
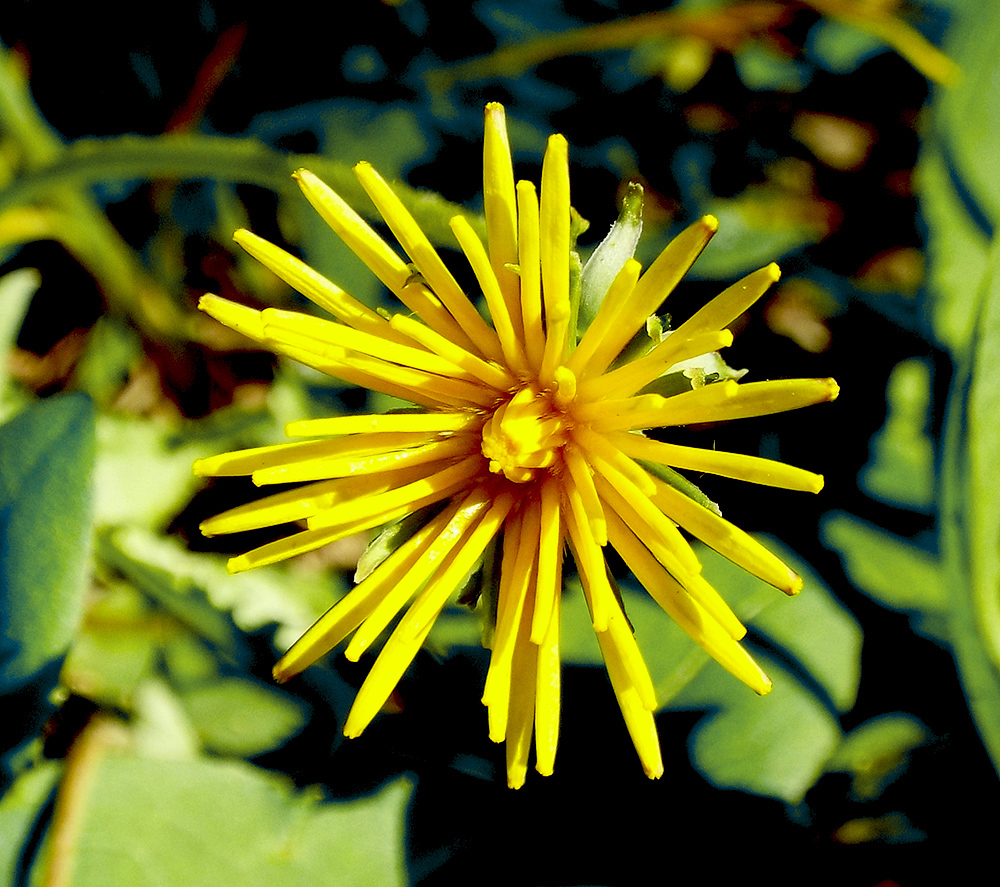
[194,103,838,787]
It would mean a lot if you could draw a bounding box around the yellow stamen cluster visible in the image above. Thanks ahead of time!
[194,102,838,787]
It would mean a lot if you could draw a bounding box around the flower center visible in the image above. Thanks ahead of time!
[481,384,571,484]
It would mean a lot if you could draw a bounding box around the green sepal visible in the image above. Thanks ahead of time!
[579,181,644,332]
[474,533,504,649]
[638,457,721,516]
[354,501,448,584]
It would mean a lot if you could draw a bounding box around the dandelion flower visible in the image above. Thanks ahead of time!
[194,103,838,787]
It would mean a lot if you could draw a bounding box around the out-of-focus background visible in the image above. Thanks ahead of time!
[1,1,996,884]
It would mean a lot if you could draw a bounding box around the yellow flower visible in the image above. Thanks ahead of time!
[194,103,838,787]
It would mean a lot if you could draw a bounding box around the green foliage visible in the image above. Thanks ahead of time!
[859,358,936,512]
[27,746,411,887]
[829,714,928,801]
[664,540,861,804]
[0,395,95,693]
[0,1,986,880]
[0,269,38,420]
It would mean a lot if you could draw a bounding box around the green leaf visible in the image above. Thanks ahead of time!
[95,529,250,669]
[0,131,479,255]
[0,268,39,421]
[934,3,1000,235]
[916,143,990,354]
[674,654,840,805]
[93,413,226,530]
[0,761,62,884]
[660,538,862,803]
[690,191,828,279]
[822,512,947,642]
[179,677,306,758]
[98,526,341,653]
[828,713,928,801]
[29,752,412,887]
[917,2,998,353]
[61,583,161,707]
[941,233,1000,771]
[0,395,95,692]
[858,358,936,511]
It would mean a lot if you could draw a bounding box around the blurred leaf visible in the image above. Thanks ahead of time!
[931,3,1000,221]
[733,43,810,91]
[691,182,832,279]
[95,529,250,669]
[828,713,928,800]
[823,512,947,642]
[832,812,925,845]
[131,679,201,761]
[859,358,935,512]
[0,132,479,255]
[62,583,161,706]
[93,413,218,530]
[72,316,142,409]
[942,234,1000,771]
[806,0,958,86]
[673,654,840,804]
[0,394,95,693]
[99,526,341,653]
[0,761,61,884]
[917,143,989,353]
[179,676,306,758]
[30,750,412,887]
[806,17,888,73]
[0,267,39,420]
[917,1,1000,352]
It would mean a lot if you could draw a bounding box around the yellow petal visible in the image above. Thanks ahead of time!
[450,214,529,374]
[272,502,461,682]
[609,430,825,494]
[233,228,403,341]
[650,476,803,595]
[533,587,561,776]
[606,508,771,694]
[199,294,265,341]
[353,161,505,363]
[577,215,717,379]
[344,491,513,737]
[516,180,545,372]
[539,134,571,384]
[482,102,523,343]
[671,262,780,339]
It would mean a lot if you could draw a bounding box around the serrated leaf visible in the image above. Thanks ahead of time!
[0,395,95,692]
[95,529,250,668]
[29,752,412,887]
